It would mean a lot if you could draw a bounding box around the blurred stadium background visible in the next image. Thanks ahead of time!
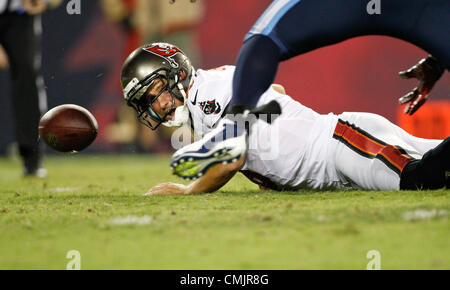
[0,0,449,156]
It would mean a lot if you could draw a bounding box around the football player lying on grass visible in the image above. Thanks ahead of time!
[120,43,450,195]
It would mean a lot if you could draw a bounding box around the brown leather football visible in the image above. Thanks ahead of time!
[38,104,98,153]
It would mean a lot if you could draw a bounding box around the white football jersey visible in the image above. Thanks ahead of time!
[185,65,344,190]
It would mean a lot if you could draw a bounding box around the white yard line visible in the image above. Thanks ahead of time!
[107,215,153,226]
[402,209,447,221]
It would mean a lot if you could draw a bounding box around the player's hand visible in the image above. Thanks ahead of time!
[169,0,196,4]
[22,0,47,15]
[145,182,187,196]
[398,55,445,115]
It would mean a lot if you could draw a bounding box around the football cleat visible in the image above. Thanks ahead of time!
[170,118,247,180]
[24,167,48,178]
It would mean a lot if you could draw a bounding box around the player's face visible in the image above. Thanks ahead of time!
[141,78,184,127]
[148,78,184,120]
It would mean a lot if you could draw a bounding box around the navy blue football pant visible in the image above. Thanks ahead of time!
[231,0,450,108]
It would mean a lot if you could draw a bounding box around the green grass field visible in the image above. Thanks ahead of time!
[0,155,448,270]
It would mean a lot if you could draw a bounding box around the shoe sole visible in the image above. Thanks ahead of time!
[170,147,242,180]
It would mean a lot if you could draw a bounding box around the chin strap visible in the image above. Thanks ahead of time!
[162,68,195,127]
[177,82,187,99]
[162,104,189,127]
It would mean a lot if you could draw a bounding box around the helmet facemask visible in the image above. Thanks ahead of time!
[125,67,186,130]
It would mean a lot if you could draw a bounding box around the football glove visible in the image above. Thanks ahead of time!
[398,55,445,115]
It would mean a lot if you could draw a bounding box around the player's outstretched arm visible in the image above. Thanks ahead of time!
[145,154,246,196]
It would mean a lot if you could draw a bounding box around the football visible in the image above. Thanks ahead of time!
[38,104,98,153]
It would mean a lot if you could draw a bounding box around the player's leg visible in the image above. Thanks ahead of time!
[275,0,450,68]
[230,0,449,111]
[229,0,370,110]
[334,142,403,190]
[384,0,450,70]
[415,1,450,69]
[401,137,450,190]
[333,114,416,190]
[334,112,448,190]
[338,112,441,157]
[2,14,47,176]
[229,34,281,110]
[416,1,450,69]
